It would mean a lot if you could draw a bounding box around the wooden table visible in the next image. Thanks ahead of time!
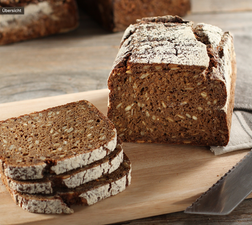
[1,0,252,224]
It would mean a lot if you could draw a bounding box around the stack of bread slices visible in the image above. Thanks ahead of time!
[0,100,131,214]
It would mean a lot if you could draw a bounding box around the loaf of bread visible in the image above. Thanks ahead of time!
[5,143,124,194]
[0,0,79,45]
[77,0,190,32]
[107,16,237,146]
[2,153,131,214]
[0,100,117,180]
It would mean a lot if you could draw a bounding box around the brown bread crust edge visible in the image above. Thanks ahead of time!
[1,153,131,214]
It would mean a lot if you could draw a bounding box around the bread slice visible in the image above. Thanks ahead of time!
[4,143,124,194]
[107,15,236,146]
[0,0,79,45]
[3,153,131,214]
[0,100,117,180]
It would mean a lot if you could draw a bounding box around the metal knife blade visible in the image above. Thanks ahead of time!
[184,150,252,215]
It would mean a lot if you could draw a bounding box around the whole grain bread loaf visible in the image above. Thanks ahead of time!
[0,100,117,180]
[107,15,236,146]
[77,0,190,32]
[4,143,124,194]
[3,153,131,214]
[0,0,79,45]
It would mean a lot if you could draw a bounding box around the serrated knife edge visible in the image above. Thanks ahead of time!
[184,150,252,215]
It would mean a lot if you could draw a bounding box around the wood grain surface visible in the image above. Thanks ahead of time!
[0,0,252,224]
[191,0,252,13]
[0,90,250,225]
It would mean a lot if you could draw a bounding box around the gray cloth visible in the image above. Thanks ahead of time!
[211,111,252,155]
[211,35,252,155]
[234,35,252,110]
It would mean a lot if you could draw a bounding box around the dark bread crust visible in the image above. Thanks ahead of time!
[0,0,79,45]
[4,143,123,194]
[1,153,131,214]
[107,16,236,146]
[225,37,237,142]
[59,153,131,206]
[77,0,190,32]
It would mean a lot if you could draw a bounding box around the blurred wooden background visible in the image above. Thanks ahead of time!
[1,0,252,224]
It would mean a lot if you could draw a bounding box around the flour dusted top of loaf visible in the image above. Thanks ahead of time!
[194,23,224,48]
[194,22,235,112]
[114,15,210,68]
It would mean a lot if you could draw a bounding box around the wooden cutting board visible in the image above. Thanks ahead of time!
[0,89,250,225]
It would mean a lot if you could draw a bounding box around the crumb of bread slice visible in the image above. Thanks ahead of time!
[0,100,117,180]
